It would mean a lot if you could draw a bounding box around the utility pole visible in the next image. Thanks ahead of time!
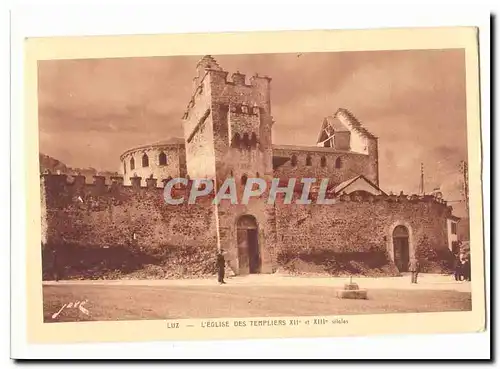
[419,162,425,195]
[460,160,469,215]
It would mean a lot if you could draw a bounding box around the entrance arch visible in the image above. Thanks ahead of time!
[236,215,261,274]
[392,225,410,272]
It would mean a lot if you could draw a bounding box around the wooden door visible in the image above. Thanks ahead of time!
[237,229,249,274]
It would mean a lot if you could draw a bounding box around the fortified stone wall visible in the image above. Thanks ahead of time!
[274,191,453,274]
[41,174,219,279]
[42,174,218,249]
[41,174,454,279]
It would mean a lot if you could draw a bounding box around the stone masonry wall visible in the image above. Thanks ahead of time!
[183,74,217,179]
[274,192,453,274]
[41,174,218,279]
[276,196,449,254]
[209,71,274,178]
[41,174,454,279]
[42,175,218,248]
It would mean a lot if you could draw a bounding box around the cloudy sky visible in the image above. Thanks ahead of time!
[37,49,468,216]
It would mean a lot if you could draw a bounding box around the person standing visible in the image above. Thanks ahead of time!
[453,253,462,281]
[463,256,471,281]
[216,249,226,285]
[409,257,420,284]
[459,254,467,281]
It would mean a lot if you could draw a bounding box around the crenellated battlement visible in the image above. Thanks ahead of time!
[183,62,272,120]
[41,173,452,211]
[41,173,166,193]
[231,71,246,86]
[335,191,450,207]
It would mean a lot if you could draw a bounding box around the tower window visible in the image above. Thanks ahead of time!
[130,157,135,171]
[335,157,342,169]
[242,133,250,149]
[291,155,298,167]
[159,151,167,166]
[321,156,327,168]
[306,155,312,166]
[123,161,126,174]
[241,174,248,186]
[142,153,149,168]
[232,133,241,148]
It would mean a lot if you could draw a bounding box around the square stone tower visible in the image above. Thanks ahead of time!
[181,55,277,275]
[182,55,274,182]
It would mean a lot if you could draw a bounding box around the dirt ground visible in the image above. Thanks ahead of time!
[43,274,472,323]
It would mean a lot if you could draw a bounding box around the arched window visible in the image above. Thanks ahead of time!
[335,157,342,169]
[159,151,167,166]
[123,161,126,174]
[320,156,327,168]
[241,174,248,186]
[306,155,312,166]
[130,157,135,171]
[142,153,149,167]
[250,132,258,147]
[291,155,298,167]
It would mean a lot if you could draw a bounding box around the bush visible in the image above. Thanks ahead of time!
[415,235,454,273]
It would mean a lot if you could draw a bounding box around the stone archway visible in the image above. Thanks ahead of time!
[387,221,415,273]
[236,215,261,275]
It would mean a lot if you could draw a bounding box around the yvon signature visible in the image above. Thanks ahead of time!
[51,299,90,320]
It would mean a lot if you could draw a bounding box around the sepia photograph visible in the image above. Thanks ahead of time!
[20,26,486,344]
[39,49,474,320]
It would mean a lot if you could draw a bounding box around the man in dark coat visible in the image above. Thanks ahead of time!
[463,256,471,281]
[216,249,226,284]
[409,258,420,284]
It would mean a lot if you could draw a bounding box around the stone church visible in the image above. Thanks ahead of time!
[41,56,461,278]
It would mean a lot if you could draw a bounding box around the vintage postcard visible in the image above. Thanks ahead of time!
[23,27,485,344]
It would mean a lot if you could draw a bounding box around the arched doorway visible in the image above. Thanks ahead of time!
[236,215,261,274]
[392,225,410,272]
